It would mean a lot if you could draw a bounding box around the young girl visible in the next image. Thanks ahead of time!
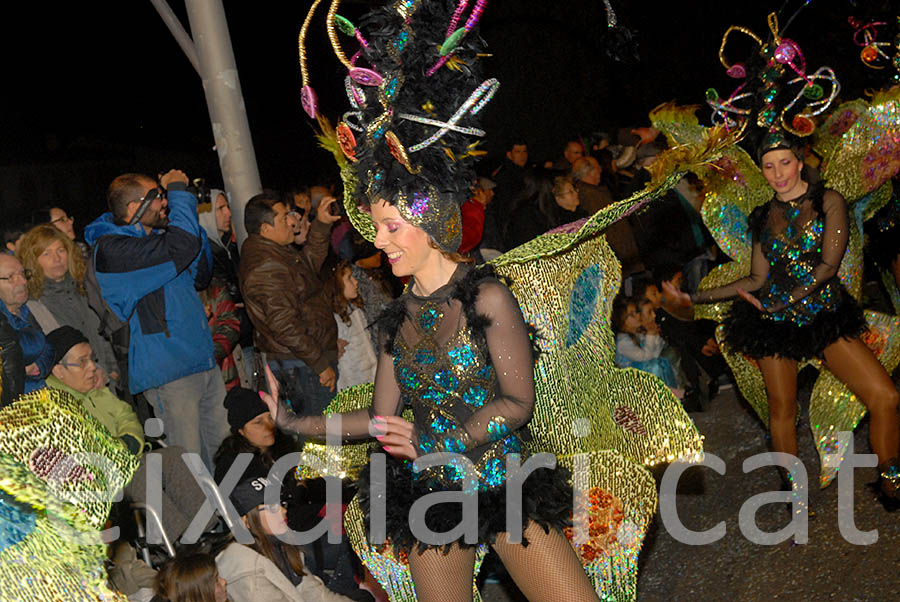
[329,260,378,392]
[613,296,680,393]
[155,552,228,602]
[215,472,358,602]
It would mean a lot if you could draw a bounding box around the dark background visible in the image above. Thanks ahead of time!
[0,1,888,232]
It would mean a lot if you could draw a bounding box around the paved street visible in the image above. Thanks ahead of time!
[482,374,900,601]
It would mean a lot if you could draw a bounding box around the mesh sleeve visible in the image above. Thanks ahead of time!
[273,334,402,440]
[436,280,535,453]
[691,237,770,304]
[763,189,848,313]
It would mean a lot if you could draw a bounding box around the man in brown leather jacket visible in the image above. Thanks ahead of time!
[239,192,341,417]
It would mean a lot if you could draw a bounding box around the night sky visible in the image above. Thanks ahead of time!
[0,1,887,230]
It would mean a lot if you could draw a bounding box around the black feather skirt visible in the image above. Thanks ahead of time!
[722,290,868,362]
[356,450,573,555]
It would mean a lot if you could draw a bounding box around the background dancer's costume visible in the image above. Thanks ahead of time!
[287,1,708,601]
[650,11,900,490]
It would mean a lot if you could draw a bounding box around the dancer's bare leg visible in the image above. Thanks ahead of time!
[492,521,599,602]
[821,336,899,465]
[757,355,800,457]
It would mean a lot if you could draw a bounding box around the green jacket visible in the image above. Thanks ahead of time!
[46,375,145,453]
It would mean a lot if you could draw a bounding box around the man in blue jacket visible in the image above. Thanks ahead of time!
[84,169,229,468]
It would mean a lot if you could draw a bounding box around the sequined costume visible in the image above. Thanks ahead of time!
[694,181,867,361]
[277,264,572,553]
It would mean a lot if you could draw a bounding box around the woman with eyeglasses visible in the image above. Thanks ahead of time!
[40,206,91,260]
[16,224,119,387]
[0,252,53,393]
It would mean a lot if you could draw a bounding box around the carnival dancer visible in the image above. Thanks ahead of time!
[260,206,600,602]
[665,136,900,510]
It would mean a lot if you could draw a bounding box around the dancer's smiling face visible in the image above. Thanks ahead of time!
[371,199,435,278]
[760,148,805,201]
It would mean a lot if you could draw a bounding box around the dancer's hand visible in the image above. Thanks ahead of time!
[736,287,764,312]
[371,415,418,460]
[260,365,283,425]
[662,280,691,308]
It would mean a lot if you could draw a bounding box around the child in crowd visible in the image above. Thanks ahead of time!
[215,470,363,602]
[154,552,228,602]
[329,261,378,391]
[612,296,682,397]
[637,267,730,410]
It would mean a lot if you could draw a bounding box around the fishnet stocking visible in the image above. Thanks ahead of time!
[406,544,477,602]
[405,522,599,601]
[491,522,599,602]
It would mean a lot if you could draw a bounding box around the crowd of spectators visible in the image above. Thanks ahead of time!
[1,125,733,600]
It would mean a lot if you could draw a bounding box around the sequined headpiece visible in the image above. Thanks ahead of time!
[297,0,498,253]
[705,12,840,162]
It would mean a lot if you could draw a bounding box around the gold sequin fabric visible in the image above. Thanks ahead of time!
[312,132,724,600]
[0,388,138,602]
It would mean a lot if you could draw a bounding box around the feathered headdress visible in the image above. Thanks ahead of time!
[299,0,498,253]
[705,11,840,159]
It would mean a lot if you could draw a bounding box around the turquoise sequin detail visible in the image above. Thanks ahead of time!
[393,31,409,53]
[431,415,455,433]
[443,436,466,453]
[421,386,447,404]
[415,349,436,365]
[462,386,488,407]
[398,366,420,390]
[487,418,509,440]
[419,306,442,331]
[566,263,604,347]
[501,435,522,454]
[434,370,459,390]
[479,458,505,490]
[476,364,493,379]
[418,432,436,454]
[448,345,476,370]
[0,491,35,552]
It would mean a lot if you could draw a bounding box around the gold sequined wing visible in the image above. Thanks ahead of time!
[0,445,130,602]
[813,99,870,170]
[344,498,490,602]
[557,450,658,602]
[820,96,900,202]
[0,388,141,531]
[494,218,703,469]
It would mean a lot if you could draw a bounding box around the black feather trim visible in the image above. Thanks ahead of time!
[357,450,573,554]
[722,286,868,361]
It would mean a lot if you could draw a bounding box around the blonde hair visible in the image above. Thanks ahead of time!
[16,224,86,299]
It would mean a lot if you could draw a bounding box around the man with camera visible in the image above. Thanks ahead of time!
[84,169,230,469]
[239,190,341,418]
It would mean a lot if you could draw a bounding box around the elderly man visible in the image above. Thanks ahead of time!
[45,325,215,542]
[0,253,53,392]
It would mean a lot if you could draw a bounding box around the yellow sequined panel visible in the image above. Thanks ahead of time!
[496,234,703,467]
[0,388,140,530]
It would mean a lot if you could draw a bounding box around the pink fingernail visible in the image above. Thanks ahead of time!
[259,391,265,399]
[375,435,385,440]
[382,446,393,453]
